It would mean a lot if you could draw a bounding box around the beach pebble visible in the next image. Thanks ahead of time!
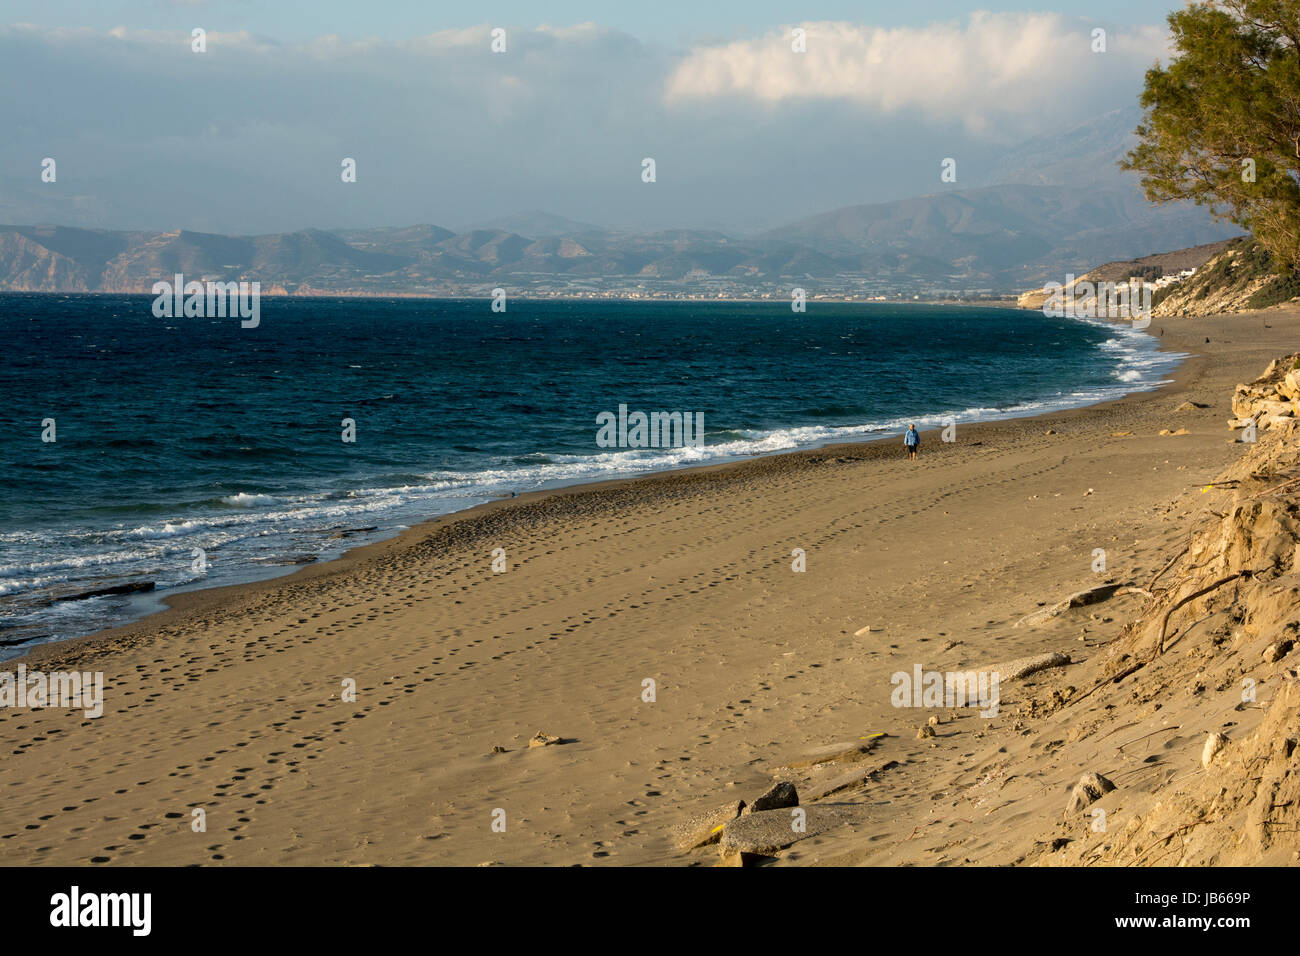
[927,715,940,727]
[1202,732,1229,768]
[1065,771,1117,814]
[853,625,877,637]
[917,724,935,739]
[528,732,563,748]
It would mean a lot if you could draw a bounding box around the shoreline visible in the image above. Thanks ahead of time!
[13,316,1188,669]
[0,290,1018,306]
[3,308,1294,867]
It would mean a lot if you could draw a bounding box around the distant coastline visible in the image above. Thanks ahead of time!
[0,288,1019,306]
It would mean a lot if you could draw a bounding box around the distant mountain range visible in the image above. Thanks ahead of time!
[0,110,1244,297]
[762,182,1241,291]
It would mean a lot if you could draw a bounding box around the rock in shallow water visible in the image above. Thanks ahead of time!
[55,580,155,601]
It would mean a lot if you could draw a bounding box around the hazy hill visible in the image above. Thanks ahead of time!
[332,224,456,257]
[0,219,966,294]
[467,211,608,238]
[0,105,1249,297]
[764,183,1242,287]
[981,106,1143,190]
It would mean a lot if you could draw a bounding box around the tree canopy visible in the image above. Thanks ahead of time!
[1122,0,1300,272]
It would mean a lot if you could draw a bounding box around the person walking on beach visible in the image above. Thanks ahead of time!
[904,424,919,460]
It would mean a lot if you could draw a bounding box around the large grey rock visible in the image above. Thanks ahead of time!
[720,805,865,855]
[749,781,799,813]
[670,800,745,851]
[804,761,899,802]
[1065,771,1117,814]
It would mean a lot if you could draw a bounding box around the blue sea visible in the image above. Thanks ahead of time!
[0,295,1180,658]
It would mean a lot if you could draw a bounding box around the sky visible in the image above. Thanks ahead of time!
[0,2,1188,235]
[0,1,1187,46]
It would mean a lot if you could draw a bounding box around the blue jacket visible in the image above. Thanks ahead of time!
[904,428,919,446]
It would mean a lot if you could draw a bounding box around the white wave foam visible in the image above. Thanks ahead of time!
[1,319,1185,631]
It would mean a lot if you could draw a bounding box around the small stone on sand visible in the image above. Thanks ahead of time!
[1066,771,1116,814]
[1202,732,1228,768]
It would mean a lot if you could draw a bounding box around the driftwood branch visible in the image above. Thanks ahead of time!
[1116,725,1183,753]
[1248,475,1300,499]
[1133,816,1212,866]
[1147,544,1190,592]
[1156,572,1250,655]
[1066,572,1253,709]
[1116,586,1156,600]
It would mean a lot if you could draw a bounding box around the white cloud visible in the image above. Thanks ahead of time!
[0,16,1169,232]
[665,14,1169,133]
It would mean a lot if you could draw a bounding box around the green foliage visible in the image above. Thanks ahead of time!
[1129,264,1166,281]
[1151,283,1179,309]
[1148,236,1300,309]
[1246,271,1300,308]
[1121,1,1300,271]
[1199,239,1253,287]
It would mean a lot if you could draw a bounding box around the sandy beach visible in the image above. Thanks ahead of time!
[3,307,1298,867]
